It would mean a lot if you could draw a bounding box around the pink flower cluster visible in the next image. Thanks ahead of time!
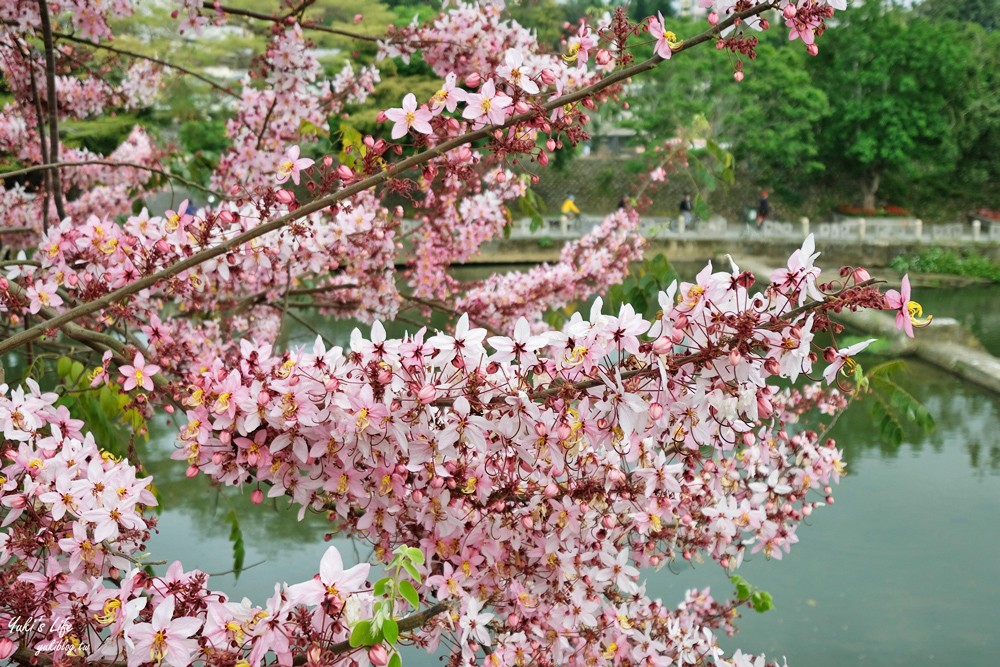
[170,237,871,666]
[456,208,646,332]
[0,379,388,666]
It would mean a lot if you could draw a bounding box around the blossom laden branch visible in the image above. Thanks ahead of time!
[0,1,776,357]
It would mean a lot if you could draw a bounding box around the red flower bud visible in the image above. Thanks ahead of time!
[251,489,264,505]
[368,645,389,667]
[465,72,482,88]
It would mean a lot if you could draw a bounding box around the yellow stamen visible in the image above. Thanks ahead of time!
[150,630,167,662]
[95,599,121,625]
[907,301,932,328]
[212,392,232,414]
[563,346,588,367]
[356,408,370,430]
[562,43,580,63]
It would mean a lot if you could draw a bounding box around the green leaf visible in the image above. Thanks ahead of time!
[349,620,376,648]
[374,577,392,597]
[387,652,401,667]
[751,590,774,613]
[382,617,399,644]
[399,579,420,609]
[405,547,425,566]
[57,356,72,378]
[225,509,245,579]
[730,575,752,601]
[401,560,420,581]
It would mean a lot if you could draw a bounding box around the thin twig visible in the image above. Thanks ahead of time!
[1,160,226,198]
[53,30,240,99]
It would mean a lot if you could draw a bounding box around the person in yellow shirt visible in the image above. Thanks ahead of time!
[561,194,581,217]
[560,194,581,233]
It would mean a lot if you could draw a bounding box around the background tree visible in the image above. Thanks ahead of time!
[809,1,973,210]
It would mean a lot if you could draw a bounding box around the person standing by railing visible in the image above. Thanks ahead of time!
[756,190,771,231]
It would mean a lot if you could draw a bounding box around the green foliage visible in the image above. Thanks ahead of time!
[604,254,679,320]
[728,41,830,183]
[348,544,425,667]
[730,575,775,613]
[225,509,246,580]
[61,115,140,155]
[54,356,147,456]
[809,4,974,204]
[861,361,936,448]
[889,248,1000,282]
[516,183,548,233]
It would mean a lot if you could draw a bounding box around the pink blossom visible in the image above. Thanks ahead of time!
[275,145,314,185]
[497,49,539,94]
[119,352,160,392]
[462,79,512,127]
[384,93,434,139]
[125,597,202,667]
[285,545,370,607]
[649,12,676,60]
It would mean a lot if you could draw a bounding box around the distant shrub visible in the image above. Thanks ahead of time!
[890,247,1000,282]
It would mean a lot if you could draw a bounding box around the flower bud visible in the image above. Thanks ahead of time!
[336,165,354,181]
[602,514,616,529]
[652,337,672,355]
[708,12,719,26]
[759,18,769,30]
[186,465,199,478]
[521,515,534,530]
[354,14,363,24]
[376,110,388,123]
[595,49,612,65]
[0,638,15,661]
[743,432,756,446]
[412,489,423,502]
[368,645,389,667]
[729,349,742,366]
[807,43,819,56]
[465,72,482,88]
[251,489,264,505]
[417,384,436,404]
[783,4,797,19]
[733,70,744,82]
[649,402,664,420]
[544,482,559,498]
[540,69,556,85]
[538,151,549,166]
[546,138,556,151]
[430,476,445,489]
[276,190,295,204]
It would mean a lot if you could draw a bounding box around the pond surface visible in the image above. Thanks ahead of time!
[142,317,1000,667]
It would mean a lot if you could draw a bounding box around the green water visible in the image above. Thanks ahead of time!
[141,324,1000,666]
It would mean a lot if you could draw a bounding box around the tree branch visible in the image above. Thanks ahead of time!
[0,160,226,198]
[36,0,67,222]
[52,30,240,99]
[0,2,775,356]
[204,1,382,42]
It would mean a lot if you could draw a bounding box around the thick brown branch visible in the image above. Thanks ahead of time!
[0,2,775,356]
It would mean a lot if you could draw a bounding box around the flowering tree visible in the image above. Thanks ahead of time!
[0,2,928,667]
